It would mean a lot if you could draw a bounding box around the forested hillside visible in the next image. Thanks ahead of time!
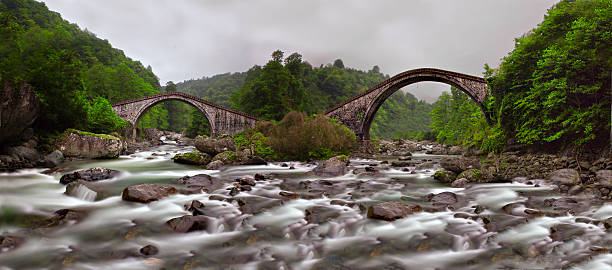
[0,0,167,134]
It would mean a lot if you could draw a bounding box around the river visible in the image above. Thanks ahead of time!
[0,141,610,269]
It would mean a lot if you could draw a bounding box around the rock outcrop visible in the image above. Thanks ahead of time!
[57,130,125,159]
[0,80,40,146]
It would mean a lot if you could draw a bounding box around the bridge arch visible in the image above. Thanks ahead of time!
[325,68,490,142]
[111,92,258,138]
[131,95,216,136]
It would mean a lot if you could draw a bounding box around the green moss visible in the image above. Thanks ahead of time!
[65,128,120,140]
[173,151,211,165]
[336,155,349,163]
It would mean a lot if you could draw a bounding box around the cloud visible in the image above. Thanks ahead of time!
[42,0,558,100]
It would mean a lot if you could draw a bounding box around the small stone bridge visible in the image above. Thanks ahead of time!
[324,68,490,142]
[111,92,258,137]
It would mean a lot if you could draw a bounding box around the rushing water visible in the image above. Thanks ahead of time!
[0,143,610,270]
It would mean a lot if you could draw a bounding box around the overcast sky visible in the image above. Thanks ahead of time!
[42,0,559,102]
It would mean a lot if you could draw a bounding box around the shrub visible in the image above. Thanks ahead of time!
[250,111,357,161]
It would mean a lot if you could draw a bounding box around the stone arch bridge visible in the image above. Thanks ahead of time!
[111,68,488,144]
[324,68,490,143]
[111,92,259,138]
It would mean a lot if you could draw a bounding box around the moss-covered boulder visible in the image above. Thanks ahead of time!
[56,129,125,159]
[433,170,457,183]
[172,151,211,166]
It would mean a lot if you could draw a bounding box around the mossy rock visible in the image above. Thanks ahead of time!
[173,151,211,165]
[64,129,120,140]
[433,170,457,183]
[211,151,237,164]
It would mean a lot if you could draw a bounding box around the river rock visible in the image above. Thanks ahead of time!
[452,178,470,188]
[42,150,64,167]
[64,181,102,201]
[7,146,40,162]
[122,184,177,203]
[194,135,235,155]
[174,174,224,193]
[427,192,458,206]
[548,169,580,185]
[304,205,341,224]
[0,80,40,146]
[237,196,283,214]
[140,245,159,256]
[59,167,120,184]
[166,215,210,233]
[367,202,422,221]
[595,170,612,187]
[57,130,125,159]
[440,157,480,174]
[313,155,349,177]
[206,160,224,170]
[0,234,24,253]
[172,151,211,165]
[433,170,457,183]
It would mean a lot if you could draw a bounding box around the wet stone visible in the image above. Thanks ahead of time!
[59,167,120,185]
[367,202,422,221]
[304,205,341,224]
[166,215,210,233]
[122,184,177,203]
[140,245,159,256]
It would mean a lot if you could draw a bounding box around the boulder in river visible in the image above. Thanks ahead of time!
[122,184,177,203]
[194,135,235,156]
[56,129,125,159]
[172,151,211,166]
[433,170,457,183]
[0,234,24,253]
[313,155,349,177]
[7,146,41,163]
[548,169,581,185]
[174,174,224,193]
[206,160,224,170]
[367,202,422,221]
[60,167,120,185]
[166,215,210,233]
[42,150,64,167]
[440,157,481,174]
[64,181,103,201]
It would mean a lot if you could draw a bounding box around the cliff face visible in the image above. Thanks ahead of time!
[0,80,40,145]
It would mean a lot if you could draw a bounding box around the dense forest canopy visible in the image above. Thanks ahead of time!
[485,0,611,151]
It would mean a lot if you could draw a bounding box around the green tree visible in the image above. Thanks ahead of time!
[486,0,611,149]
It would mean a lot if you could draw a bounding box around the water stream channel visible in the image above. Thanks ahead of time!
[0,141,610,269]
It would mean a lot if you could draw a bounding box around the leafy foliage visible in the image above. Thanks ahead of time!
[370,91,433,139]
[253,112,357,161]
[486,0,611,148]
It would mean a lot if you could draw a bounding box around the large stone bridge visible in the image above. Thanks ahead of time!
[111,92,258,138]
[324,68,490,142]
